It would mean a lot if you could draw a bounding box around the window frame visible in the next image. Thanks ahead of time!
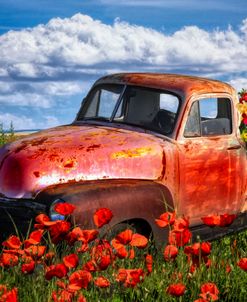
[183,95,233,138]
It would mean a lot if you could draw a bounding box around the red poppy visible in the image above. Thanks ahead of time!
[45,264,68,280]
[94,276,110,288]
[54,202,76,215]
[82,260,97,272]
[130,233,148,249]
[2,235,22,250]
[155,212,176,228]
[0,287,18,302]
[194,299,208,302]
[24,245,46,260]
[166,283,186,297]
[91,240,113,270]
[93,208,113,228]
[219,214,236,227]
[145,254,153,274]
[237,258,247,271]
[116,268,144,287]
[68,270,92,291]
[164,245,178,261]
[173,217,190,232]
[115,245,128,259]
[129,248,135,259]
[24,230,44,248]
[51,289,73,302]
[0,253,18,268]
[201,214,236,227]
[76,243,89,254]
[49,221,71,244]
[168,229,192,247]
[115,229,133,245]
[35,213,57,227]
[81,230,99,243]
[44,252,55,264]
[200,282,219,301]
[184,242,211,257]
[21,260,35,274]
[63,254,79,269]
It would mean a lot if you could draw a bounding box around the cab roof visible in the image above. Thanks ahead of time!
[94,73,236,98]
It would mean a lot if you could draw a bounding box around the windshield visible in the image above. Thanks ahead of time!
[77,84,180,135]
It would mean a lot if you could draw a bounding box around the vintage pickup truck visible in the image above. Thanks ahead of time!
[0,73,246,242]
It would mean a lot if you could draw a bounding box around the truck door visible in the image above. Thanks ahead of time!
[178,96,245,226]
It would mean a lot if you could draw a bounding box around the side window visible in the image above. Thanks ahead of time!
[184,97,232,137]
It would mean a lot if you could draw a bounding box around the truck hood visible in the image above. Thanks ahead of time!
[0,124,166,198]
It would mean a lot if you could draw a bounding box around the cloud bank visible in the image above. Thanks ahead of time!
[0,13,247,129]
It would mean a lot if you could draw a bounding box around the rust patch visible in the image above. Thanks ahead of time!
[158,151,166,180]
[86,144,102,152]
[63,159,76,169]
[111,147,153,159]
[33,171,40,178]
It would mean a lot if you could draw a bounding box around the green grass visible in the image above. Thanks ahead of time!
[0,229,246,302]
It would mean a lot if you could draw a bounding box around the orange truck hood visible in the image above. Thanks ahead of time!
[0,125,165,198]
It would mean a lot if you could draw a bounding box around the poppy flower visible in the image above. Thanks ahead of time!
[155,212,176,228]
[76,243,89,254]
[93,208,113,228]
[237,258,247,271]
[115,229,133,245]
[21,260,35,274]
[94,276,110,288]
[168,229,192,247]
[44,252,55,264]
[0,287,18,302]
[82,260,97,272]
[116,268,144,287]
[24,230,44,248]
[201,214,236,227]
[65,227,84,245]
[24,245,46,260]
[81,230,99,243]
[51,289,73,302]
[184,242,211,257]
[0,253,18,268]
[49,221,71,244]
[129,248,135,259]
[200,282,219,301]
[164,245,178,261]
[219,214,236,227]
[173,217,190,232]
[91,240,113,270]
[35,214,57,227]
[2,235,22,250]
[45,264,68,280]
[68,270,92,291]
[63,254,79,269]
[130,233,148,249]
[145,254,153,274]
[166,283,186,297]
[54,202,76,215]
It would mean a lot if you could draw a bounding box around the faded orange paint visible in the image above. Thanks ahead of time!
[0,73,246,232]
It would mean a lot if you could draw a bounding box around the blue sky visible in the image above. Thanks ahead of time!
[0,0,247,130]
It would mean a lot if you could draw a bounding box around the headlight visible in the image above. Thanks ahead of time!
[49,198,66,221]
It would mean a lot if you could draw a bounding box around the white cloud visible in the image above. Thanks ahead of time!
[1,13,247,128]
[0,113,60,130]
[0,92,52,108]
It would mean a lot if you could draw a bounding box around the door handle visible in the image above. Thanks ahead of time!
[227,145,241,150]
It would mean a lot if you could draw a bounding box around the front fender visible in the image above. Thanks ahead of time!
[35,179,174,244]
